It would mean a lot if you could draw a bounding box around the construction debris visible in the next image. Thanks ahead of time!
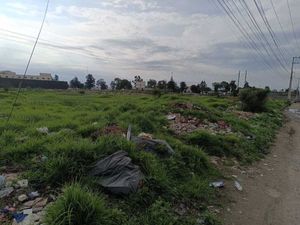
[168,113,232,135]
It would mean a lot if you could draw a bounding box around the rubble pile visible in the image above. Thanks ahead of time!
[167,113,232,135]
[234,111,256,120]
[0,174,53,225]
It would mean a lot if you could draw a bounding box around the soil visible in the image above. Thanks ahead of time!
[221,103,300,225]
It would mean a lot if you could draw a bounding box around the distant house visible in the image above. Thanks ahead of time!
[0,71,68,89]
[0,71,53,80]
[134,80,146,91]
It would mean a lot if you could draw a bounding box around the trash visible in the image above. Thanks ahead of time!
[131,136,175,157]
[12,212,27,223]
[36,127,49,134]
[0,187,14,198]
[234,180,243,191]
[17,179,28,188]
[138,132,153,139]
[0,176,5,188]
[167,114,176,120]
[89,151,143,195]
[18,194,28,202]
[28,191,39,199]
[127,124,132,141]
[210,181,224,188]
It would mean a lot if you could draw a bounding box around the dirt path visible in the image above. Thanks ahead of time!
[222,103,300,225]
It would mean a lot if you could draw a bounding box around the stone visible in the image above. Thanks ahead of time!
[17,179,29,188]
[36,127,49,134]
[18,194,28,202]
[0,187,14,198]
[34,198,48,208]
[0,175,5,188]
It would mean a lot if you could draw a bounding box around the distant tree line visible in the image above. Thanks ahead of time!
[69,74,255,96]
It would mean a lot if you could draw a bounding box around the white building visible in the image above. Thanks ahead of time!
[135,80,146,90]
[0,71,53,81]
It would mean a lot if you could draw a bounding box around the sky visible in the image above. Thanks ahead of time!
[0,0,300,89]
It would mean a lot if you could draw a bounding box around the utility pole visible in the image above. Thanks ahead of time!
[288,57,300,101]
[244,70,248,86]
[237,70,241,88]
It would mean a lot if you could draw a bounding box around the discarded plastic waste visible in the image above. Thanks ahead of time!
[18,194,28,202]
[131,136,175,156]
[234,180,243,191]
[89,151,143,195]
[167,114,176,120]
[0,187,14,198]
[17,179,28,188]
[210,181,224,188]
[28,191,40,199]
[36,127,49,134]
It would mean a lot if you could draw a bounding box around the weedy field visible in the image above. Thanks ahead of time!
[0,89,287,225]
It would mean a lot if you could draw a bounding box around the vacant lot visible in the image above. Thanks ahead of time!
[0,90,286,225]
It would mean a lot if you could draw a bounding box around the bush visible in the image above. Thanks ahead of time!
[44,184,125,225]
[240,88,269,112]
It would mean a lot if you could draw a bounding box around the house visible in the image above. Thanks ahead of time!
[0,71,53,80]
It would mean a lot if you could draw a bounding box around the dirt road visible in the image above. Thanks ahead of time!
[222,103,300,225]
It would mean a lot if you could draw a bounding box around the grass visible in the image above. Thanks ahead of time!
[0,89,287,224]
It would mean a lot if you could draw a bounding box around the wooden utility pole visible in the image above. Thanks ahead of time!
[288,57,300,101]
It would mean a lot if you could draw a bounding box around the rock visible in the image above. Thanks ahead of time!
[17,180,28,188]
[34,198,48,208]
[32,207,44,213]
[0,187,14,198]
[18,194,28,202]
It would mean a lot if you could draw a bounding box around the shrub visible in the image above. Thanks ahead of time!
[240,88,269,112]
[44,183,125,225]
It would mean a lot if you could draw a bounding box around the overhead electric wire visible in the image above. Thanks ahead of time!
[238,0,289,73]
[254,0,290,69]
[215,0,283,75]
[7,0,50,123]
[287,0,300,51]
[229,0,282,75]
[269,0,296,56]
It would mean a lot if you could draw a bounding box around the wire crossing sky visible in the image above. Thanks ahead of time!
[0,0,300,89]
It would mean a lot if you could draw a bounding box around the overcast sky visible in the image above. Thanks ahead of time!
[0,0,300,89]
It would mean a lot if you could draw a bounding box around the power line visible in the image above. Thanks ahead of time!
[269,0,296,56]
[287,0,300,51]
[7,0,50,123]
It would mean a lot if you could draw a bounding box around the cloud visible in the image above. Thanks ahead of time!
[0,0,300,89]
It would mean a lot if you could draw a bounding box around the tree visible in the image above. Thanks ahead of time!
[180,82,187,92]
[199,81,207,94]
[115,78,132,90]
[70,77,84,89]
[212,82,221,93]
[190,85,199,93]
[110,81,116,90]
[85,74,95,89]
[229,80,238,96]
[221,81,230,93]
[244,81,250,88]
[157,80,167,90]
[96,79,108,90]
[54,74,59,81]
[167,77,178,92]
[147,79,157,88]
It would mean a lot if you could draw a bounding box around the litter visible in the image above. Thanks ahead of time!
[127,124,132,141]
[36,127,49,134]
[89,151,143,195]
[234,180,243,191]
[12,213,27,223]
[28,191,40,199]
[167,114,176,120]
[210,181,224,188]
[138,132,153,139]
[131,136,175,157]
[0,187,14,198]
